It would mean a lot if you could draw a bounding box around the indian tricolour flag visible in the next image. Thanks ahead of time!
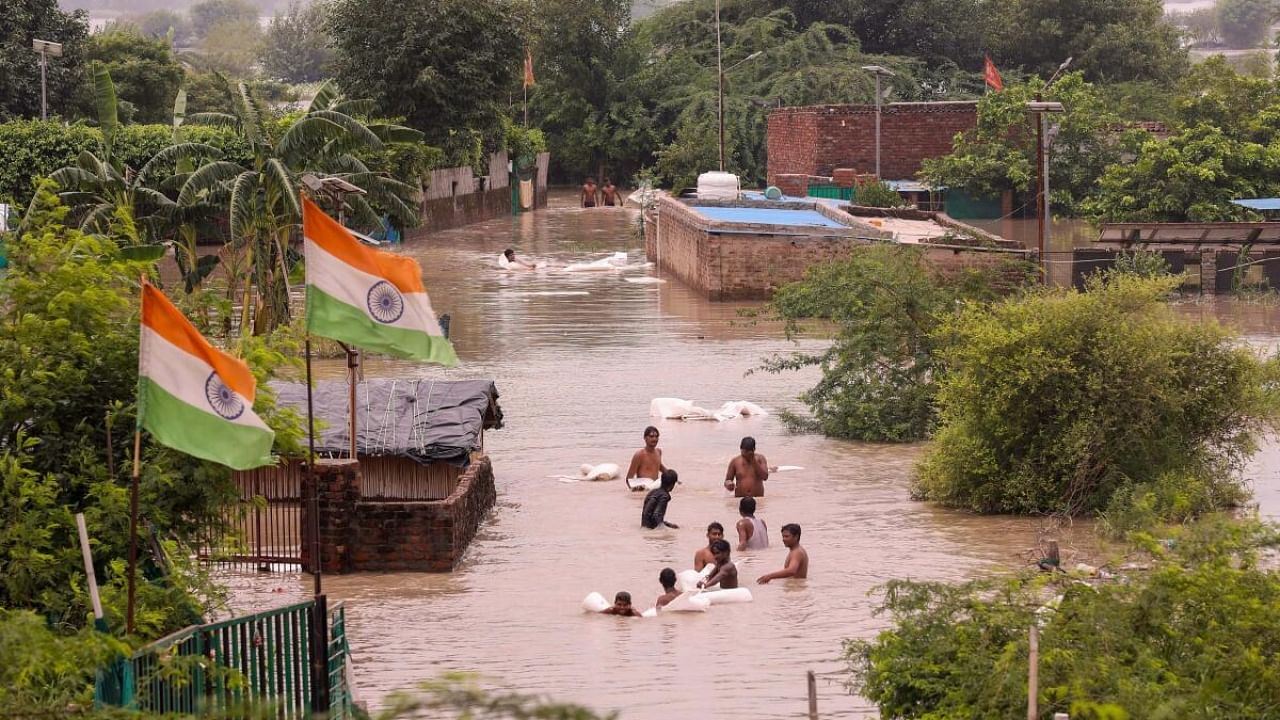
[302,196,458,365]
[138,282,275,470]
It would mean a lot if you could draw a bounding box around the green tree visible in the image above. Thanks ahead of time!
[847,519,1280,719]
[328,0,527,147]
[181,80,421,332]
[846,0,991,68]
[915,274,1278,516]
[1216,0,1279,48]
[988,0,1188,84]
[261,0,334,83]
[0,0,90,120]
[760,245,1031,442]
[127,9,195,45]
[196,18,265,78]
[920,73,1120,215]
[188,0,260,39]
[82,29,185,124]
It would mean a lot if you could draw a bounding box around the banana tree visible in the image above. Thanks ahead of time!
[180,79,422,334]
[49,65,223,261]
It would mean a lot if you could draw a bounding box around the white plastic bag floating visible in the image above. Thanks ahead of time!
[549,462,620,483]
[662,591,710,613]
[701,587,752,605]
[564,252,630,272]
[580,463,620,481]
[650,397,768,421]
[582,592,611,613]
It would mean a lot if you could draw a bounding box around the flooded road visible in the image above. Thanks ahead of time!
[222,193,1280,718]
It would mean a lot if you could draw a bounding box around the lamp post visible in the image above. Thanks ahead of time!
[1027,56,1072,279]
[32,39,63,121]
[718,50,763,172]
[860,65,895,179]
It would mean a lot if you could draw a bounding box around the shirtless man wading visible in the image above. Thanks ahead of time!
[756,523,808,584]
[724,436,769,497]
[625,426,665,492]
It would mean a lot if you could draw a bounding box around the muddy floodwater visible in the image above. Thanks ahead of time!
[221,193,1280,718]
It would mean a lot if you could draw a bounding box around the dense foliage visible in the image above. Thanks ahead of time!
[261,0,335,83]
[915,274,1278,517]
[762,245,1032,442]
[847,519,1280,719]
[327,0,527,148]
[0,0,91,121]
[82,29,185,124]
[920,73,1120,215]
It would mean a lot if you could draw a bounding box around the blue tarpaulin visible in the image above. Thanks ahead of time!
[692,206,847,228]
[1231,198,1280,211]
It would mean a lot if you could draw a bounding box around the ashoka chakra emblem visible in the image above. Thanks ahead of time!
[205,372,245,420]
[366,280,405,324]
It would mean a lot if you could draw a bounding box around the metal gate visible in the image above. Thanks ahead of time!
[95,597,353,718]
[200,462,307,570]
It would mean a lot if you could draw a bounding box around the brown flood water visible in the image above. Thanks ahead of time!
[219,192,1280,718]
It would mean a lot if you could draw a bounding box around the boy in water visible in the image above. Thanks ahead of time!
[600,591,644,617]
[698,540,738,589]
[602,179,621,206]
[625,426,665,492]
[655,568,679,609]
[500,248,535,270]
[757,523,809,584]
[640,469,680,529]
[736,496,768,551]
[694,522,725,570]
[581,178,598,207]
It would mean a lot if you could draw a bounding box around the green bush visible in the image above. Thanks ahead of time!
[852,179,907,208]
[846,518,1280,720]
[915,274,1279,517]
[0,120,250,208]
[761,245,1033,442]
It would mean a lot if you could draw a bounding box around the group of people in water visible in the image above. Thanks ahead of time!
[581,178,622,208]
[599,426,809,616]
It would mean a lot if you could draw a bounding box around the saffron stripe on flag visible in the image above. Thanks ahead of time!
[141,283,257,400]
[302,198,425,293]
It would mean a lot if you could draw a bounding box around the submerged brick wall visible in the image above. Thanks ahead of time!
[302,456,496,573]
[767,102,978,184]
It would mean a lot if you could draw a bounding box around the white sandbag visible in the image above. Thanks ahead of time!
[641,607,658,618]
[773,465,804,472]
[626,476,662,492]
[582,592,611,613]
[650,397,714,420]
[580,463,620,481]
[713,400,768,420]
[623,276,666,284]
[675,565,714,592]
[564,252,630,273]
[498,254,511,269]
[697,171,740,201]
[701,587,753,605]
[661,591,710,613]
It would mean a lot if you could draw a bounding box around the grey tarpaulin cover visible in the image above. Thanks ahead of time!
[271,378,502,465]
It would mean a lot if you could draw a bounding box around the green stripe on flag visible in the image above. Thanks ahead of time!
[138,378,276,470]
[306,285,459,366]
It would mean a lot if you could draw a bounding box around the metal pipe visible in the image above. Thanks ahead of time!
[716,0,724,171]
[873,73,882,178]
[40,51,48,121]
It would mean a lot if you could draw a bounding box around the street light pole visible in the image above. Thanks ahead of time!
[715,0,724,171]
[32,40,63,121]
[860,65,894,179]
[1026,101,1064,279]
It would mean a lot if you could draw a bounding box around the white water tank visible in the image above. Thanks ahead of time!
[697,171,740,201]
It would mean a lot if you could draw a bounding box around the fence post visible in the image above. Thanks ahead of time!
[1027,625,1039,720]
[311,595,330,714]
[807,670,818,719]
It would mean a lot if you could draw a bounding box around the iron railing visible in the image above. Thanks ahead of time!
[95,598,352,718]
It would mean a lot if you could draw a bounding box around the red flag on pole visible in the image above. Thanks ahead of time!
[983,54,1004,92]
[524,49,536,88]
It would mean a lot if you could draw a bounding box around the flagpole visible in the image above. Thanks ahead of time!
[126,428,141,634]
[305,338,322,596]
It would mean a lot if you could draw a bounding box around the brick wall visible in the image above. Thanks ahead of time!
[767,102,977,185]
[301,456,496,573]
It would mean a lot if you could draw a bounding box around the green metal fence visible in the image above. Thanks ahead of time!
[96,597,353,718]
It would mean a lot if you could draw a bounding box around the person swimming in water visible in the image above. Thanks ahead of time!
[736,496,768,551]
[694,522,725,571]
[655,568,680,609]
[600,591,644,617]
[698,540,739,589]
[500,248,536,270]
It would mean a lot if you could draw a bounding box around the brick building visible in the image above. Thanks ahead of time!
[767,101,978,187]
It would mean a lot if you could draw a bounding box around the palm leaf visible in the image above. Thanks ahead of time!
[308,110,384,153]
[179,161,250,205]
[276,116,345,160]
[77,150,106,176]
[368,123,425,144]
[229,171,260,240]
[138,142,224,184]
[307,79,340,113]
[80,203,117,233]
[134,186,178,209]
[49,167,101,190]
[235,83,263,146]
[333,98,376,117]
[263,159,301,220]
[92,63,119,158]
[185,112,239,129]
[172,88,187,136]
[120,244,168,262]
